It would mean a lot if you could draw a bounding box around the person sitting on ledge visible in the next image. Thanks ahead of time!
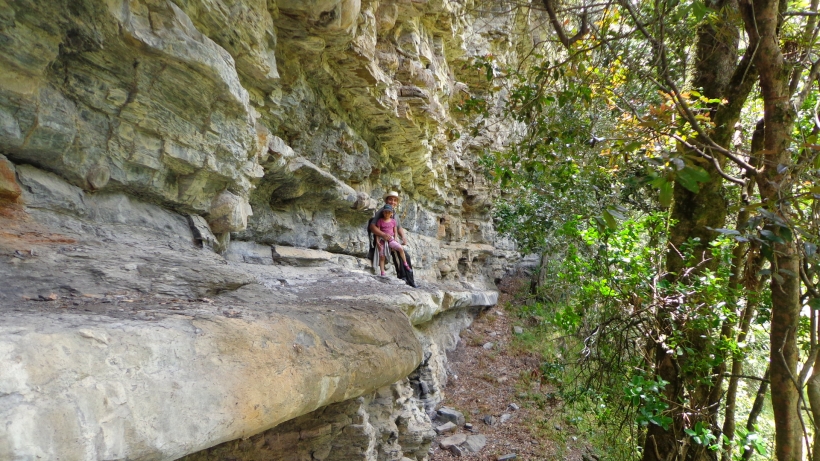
[374,205,411,276]
[368,191,416,287]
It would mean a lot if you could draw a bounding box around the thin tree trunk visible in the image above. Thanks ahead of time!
[741,366,771,461]
[719,121,765,461]
[643,2,756,458]
[808,324,820,461]
[530,251,549,299]
[741,0,802,458]
[720,250,765,461]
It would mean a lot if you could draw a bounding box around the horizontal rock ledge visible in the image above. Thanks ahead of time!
[0,169,498,460]
[0,298,422,461]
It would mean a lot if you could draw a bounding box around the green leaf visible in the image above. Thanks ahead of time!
[761,244,774,262]
[779,226,793,242]
[710,227,740,236]
[675,166,710,193]
[691,1,711,20]
[659,180,673,207]
[675,175,699,193]
[808,298,820,310]
[602,210,618,230]
[681,165,711,182]
[607,206,627,220]
[760,229,785,244]
[623,141,642,152]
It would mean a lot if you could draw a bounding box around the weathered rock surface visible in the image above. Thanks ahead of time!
[179,381,437,461]
[439,433,467,450]
[435,421,458,434]
[463,434,488,453]
[0,164,497,460]
[436,407,466,427]
[0,0,543,459]
[0,0,523,283]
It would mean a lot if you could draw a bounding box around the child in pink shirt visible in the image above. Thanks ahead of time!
[376,205,411,276]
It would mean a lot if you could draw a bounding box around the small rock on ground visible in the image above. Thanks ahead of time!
[440,434,468,449]
[437,407,466,426]
[435,422,458,434]
[463,434,487,453]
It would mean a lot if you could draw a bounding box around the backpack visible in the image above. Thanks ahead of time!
[366,215,377,260]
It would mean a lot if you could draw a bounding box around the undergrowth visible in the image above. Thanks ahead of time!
[506,292,638,461]
[504,272,774,461]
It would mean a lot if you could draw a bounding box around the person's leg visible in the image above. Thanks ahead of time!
[378,240,387,275]
[389,241,411,271]
[401,243,413,270]
[388,240,406,262]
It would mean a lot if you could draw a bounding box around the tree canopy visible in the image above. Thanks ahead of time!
[469,0,820,459]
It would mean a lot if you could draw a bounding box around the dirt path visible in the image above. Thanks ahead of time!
[427,279,548,460]
[427,275,596,461]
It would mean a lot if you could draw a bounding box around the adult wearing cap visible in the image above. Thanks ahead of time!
[368,191,416,287]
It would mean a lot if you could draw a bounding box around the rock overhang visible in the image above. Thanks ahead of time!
[0,0,539,457]
[0,161,498,460]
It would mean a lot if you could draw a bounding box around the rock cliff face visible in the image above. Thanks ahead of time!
[0,0,538,459]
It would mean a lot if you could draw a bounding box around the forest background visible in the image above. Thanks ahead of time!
[468,0,820,460]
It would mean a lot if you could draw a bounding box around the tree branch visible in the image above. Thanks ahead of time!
[618,0,761,176]
[668,134,748,185]
[721,373,771,383]
[783,10,820,16]
[542,0,589,48]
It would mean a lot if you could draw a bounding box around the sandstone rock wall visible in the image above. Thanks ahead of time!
[0,0,529,283]
[0,1,544,459]
[0,165,497,460]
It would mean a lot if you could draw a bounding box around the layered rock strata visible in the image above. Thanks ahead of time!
[0,0,526,281]
[0,163,497,459]
[0,0,541,459]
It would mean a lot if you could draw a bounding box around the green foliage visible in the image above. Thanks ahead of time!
[732,426,768,459]
[470,0,817,455]
[684,421,719,449]
[504,206,775,458]
[625,374,672,430]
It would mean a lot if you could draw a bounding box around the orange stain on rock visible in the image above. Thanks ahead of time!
[0,203,76,250]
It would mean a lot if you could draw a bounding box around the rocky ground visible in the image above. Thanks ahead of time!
[428,277,594,461]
